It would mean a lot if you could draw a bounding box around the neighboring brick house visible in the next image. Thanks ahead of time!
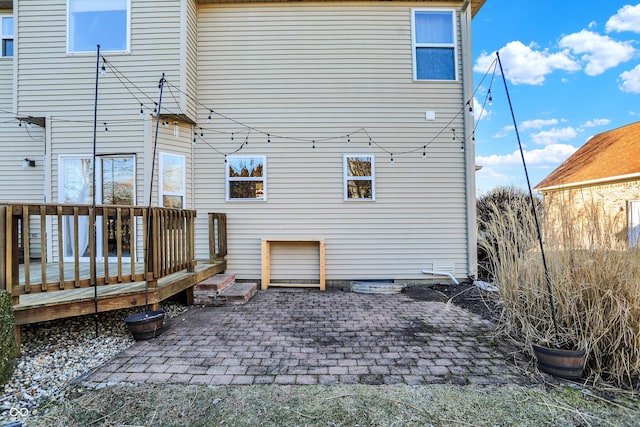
[535,121,640,249]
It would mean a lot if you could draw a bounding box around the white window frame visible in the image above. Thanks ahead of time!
[411,8,458,81]
[1,15,13,58]
[629,200,640,249]
[67,0,131,54]
[159,152,186,208]
[343,154,375,201]
[226,155,267,202]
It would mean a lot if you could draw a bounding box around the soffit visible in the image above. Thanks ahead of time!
[198,0,487,17]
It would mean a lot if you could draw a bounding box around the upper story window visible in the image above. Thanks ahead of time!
[160,153,186,208]
[344,155,375,201]
[226,156,266,201]
[1,16,13,57]
[68,0,130,53]
[412,9,457,81]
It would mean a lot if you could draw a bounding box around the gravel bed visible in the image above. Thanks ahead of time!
[0,301,188,426]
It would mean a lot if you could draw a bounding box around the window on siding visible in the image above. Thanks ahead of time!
[160,153,185,208]
[1,16,13,57]
[68,0,129,53]
[344,155,375,201]
[412,10,457,81]
[226,156,266,201]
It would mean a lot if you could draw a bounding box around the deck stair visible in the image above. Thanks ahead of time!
[193,273,257,306]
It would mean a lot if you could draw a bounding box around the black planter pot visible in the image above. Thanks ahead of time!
[125,310,165,340]
[532,344,586,380]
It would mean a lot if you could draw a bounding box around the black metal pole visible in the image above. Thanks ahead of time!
[496,52,559,341]
[92,45,100,338]
[144,73,165,312]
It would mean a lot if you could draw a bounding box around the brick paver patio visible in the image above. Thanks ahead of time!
[85,288,529,386]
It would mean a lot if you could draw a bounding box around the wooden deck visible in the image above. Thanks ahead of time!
[1,204,229,334]
[13,259,226,325]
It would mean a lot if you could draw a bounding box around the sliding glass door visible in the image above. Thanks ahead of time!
[60,155,135,261]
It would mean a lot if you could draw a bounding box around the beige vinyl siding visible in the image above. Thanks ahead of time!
[15,0,195,204]
[182,0,199,121]
[194,2,471,281]
[0,53,44,204]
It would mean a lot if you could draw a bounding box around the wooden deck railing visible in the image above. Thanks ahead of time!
[209,212,227,263]
[0,203,209,300]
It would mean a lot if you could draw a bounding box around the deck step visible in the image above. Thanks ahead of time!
[193,274,257,306]
[219,282,258,305]
[195,273,236,292]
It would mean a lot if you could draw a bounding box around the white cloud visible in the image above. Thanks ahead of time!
[606,4,640,33]
[620,64,640,93]
[531,126,578,145]
[520,119,559,130]
[476,144,577,167]
[581,118,611,128]
[558,30,635,76]
[474,41,580,85]
[473,97,492,121]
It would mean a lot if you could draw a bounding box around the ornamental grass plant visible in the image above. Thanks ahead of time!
[478,190,640,388]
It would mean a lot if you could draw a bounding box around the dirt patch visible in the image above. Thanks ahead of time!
[404,282,500,322]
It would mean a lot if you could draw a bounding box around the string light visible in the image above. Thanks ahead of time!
[267,134,271,144]
[200,127,203,137]
[390,153,394,163]
[488,89,493,106]
[231,132,234,141]
[422,146,426,159]
[207,110,212,123]
[152,103,157,116]
[100,59,106,75]
[312,140,315,149]
[104,123,108,132]
[347,135,351,143]
[140,104,144,117]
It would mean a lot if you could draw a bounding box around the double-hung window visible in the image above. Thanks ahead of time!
[1,16,13,57]
[344,155,375,201]
[68,0,130,53]
[412,9,457,81]
[226,156,266,201]
[160,153,186,208]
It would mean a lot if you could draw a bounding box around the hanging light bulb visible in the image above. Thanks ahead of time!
[488,89,493,106]
[152,103,158,116]
[100,59,106,75]
[422,146,427,159]
[312,140,316,149]
[231,132,234,141]
[347,135,351,144]
[207,110,212,123]
[368,138,372,147]
[200,127,204,137]
[139,104,144,117]
[390,153,394,163]
[104,123,108,132]
[267,134,271,144]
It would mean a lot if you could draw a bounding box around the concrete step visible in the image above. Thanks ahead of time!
[220,282,258,305]
[195,273,236,292]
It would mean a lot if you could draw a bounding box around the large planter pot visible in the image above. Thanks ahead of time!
[125,310,165,340]
[532,344,586,380]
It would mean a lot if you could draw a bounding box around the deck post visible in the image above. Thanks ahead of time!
[0,205,6,291]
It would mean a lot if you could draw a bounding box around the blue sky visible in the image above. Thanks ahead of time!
[471,1,640,195]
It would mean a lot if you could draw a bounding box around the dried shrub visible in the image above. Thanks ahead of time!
[479,195,640,388]
[0,290,18,384]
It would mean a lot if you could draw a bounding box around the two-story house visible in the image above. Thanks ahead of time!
[1,0,485,288]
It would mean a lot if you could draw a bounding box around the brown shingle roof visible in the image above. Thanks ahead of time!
[535,121,640,190]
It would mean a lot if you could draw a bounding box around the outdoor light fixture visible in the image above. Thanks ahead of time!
[22,158,35,168]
